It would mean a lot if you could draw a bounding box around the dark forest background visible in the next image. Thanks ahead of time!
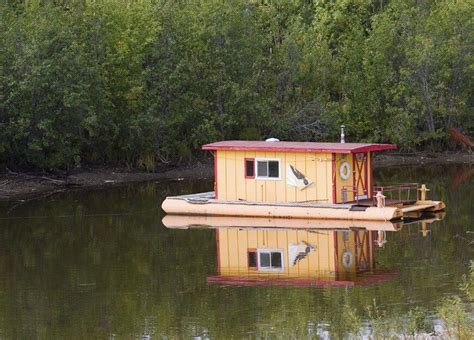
[1,0,472,171]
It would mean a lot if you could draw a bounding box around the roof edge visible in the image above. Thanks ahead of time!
[202,141,397,154]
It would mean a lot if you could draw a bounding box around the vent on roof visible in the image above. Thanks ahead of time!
[265,138,280,142]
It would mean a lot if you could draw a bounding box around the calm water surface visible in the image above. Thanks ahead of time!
[0,164,472,338]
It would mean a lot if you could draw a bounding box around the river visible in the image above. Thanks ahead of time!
[0,164,472,338]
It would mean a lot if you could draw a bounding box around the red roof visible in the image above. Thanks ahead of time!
[202,140,397,154]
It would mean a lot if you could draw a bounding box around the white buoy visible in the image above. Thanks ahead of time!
[265,137,280,142]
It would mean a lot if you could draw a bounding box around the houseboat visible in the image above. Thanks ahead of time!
[162,136,445,221]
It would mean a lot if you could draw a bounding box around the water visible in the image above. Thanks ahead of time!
[0,164,472,338]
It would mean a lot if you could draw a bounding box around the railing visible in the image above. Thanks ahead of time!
[341,183,421,205]
[341,186,368,204]
[372,183,420,204]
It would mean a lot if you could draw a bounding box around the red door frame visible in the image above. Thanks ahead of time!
[332,154,337,203]
[353,153,369,198]
[214,151,218,199]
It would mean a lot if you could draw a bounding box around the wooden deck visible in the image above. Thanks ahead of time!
[350,198,445,217]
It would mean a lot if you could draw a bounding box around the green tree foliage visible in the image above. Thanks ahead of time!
[0,0,472,170]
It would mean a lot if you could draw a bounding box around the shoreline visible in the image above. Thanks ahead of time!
[1,152,472,202]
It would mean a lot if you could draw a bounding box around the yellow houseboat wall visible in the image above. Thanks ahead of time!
[217,150,333,202]
[216,150,371,204]
[216,228,375,281]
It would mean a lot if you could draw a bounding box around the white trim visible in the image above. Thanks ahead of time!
[257,248,284,272]
[255,158,282,180]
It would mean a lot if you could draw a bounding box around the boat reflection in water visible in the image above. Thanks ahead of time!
[163,213,444,288]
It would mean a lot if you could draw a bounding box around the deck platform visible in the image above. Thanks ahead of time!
[161,192,445,221]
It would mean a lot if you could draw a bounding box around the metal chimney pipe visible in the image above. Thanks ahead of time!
[340,125,345,143]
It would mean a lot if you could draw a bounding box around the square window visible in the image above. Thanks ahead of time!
[268,161,279,178]
[256,159,280,179]
[257,249,284,271]
[271,252,282,268]
[260,252,270,267]
[257,161,268,177]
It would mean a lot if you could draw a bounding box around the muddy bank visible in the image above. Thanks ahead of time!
[1,152,472,201]
[0,162,213,201]
[374,151,473,168]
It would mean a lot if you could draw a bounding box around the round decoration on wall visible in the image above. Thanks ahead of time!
[342,250,353,269]
[339,161,351,180]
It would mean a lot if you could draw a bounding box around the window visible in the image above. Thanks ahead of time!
[257,249,284,271]
[248,250,257,268]
[245,158,255,178]
[255,159,280,179]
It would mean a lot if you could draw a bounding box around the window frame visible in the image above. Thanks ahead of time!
[244,158,255,179]
[257,248,284,272]
[255,158,281,180]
